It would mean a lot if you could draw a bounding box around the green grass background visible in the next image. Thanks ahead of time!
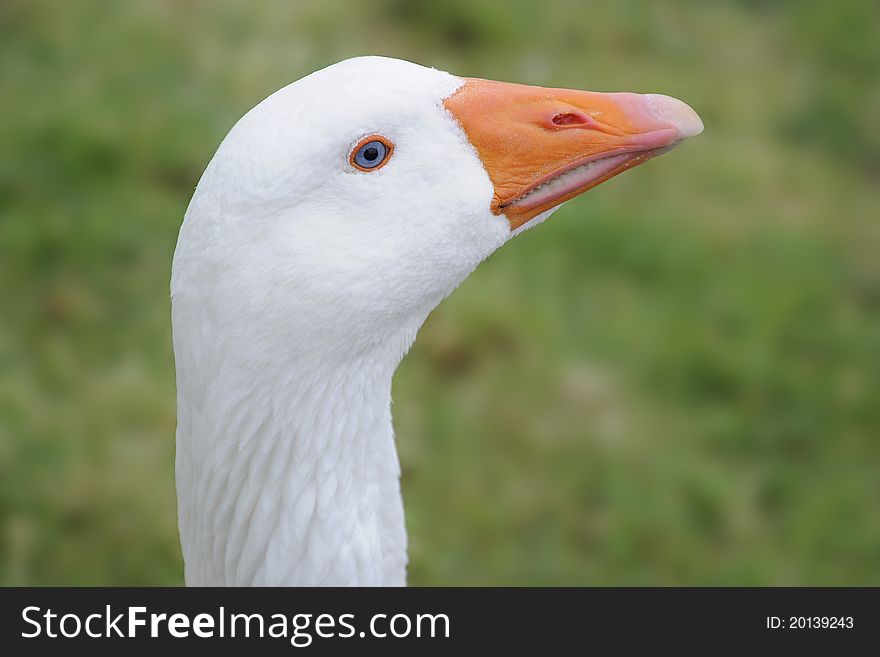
[1,0,878,585]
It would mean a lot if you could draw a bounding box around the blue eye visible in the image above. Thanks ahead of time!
[351,137,392,171]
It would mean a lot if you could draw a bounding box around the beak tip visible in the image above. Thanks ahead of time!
[644,93,704,139]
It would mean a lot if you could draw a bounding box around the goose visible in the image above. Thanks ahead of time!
[171,56,703,586]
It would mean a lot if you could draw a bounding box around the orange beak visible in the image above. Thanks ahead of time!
[444,78,703,230]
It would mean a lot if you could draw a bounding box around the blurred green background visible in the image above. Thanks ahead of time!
[1,0,878,585]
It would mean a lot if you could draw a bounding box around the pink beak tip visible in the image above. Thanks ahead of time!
[644,93,704,139]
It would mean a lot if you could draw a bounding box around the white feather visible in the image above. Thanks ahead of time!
[171,57,542,585]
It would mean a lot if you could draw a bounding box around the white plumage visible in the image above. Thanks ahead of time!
[172,56,701,585]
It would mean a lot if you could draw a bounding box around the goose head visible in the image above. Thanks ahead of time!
[173,56,701,364]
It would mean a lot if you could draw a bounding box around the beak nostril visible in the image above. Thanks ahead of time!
[551,112,587,126]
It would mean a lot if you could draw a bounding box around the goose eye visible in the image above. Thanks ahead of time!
[350,136,393,171]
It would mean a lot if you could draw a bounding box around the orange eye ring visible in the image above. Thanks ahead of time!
[349,134,394,172]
